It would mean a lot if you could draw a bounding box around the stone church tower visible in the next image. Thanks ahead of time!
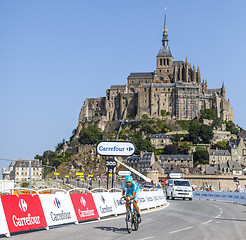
[77,8,233,131]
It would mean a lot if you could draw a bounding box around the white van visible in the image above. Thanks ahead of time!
[166,179,193,200]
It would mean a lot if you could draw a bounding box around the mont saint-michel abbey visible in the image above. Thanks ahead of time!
[78,10,233,127]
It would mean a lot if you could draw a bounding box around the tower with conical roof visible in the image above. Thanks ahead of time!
[155,7,173,83]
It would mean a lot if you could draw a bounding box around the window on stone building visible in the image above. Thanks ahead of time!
[164,59,166,65]
[167,59,169,65]
[160,59,162,65]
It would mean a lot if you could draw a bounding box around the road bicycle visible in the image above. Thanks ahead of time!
[123,196,139,233]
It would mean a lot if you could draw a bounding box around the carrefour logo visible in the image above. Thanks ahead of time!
[101,195,105,204]
[80,196,86,207]
[19,199,28,212]
[97,141,135,156]
[54,198,61,208]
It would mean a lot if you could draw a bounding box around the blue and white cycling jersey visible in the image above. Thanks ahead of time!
[123,180,140,200]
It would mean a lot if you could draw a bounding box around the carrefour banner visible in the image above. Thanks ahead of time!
[110,192,125,215]
[151,190,161,207]
[157,190,167,205]
[138,191,149,210]
[92,192,116,217]
[70,193,99,221]
[39,193,77,227]
[0,197,9,236]
[144,191,156,208]
[1,195,47,233]
[154,189,166,206]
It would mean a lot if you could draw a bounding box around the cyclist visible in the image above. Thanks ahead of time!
[122,175,141,223]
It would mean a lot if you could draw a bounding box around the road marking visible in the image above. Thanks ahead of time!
[201,205,223,225]
[138,237,154,240]
[169,226,193,234]
[201,219,213,225]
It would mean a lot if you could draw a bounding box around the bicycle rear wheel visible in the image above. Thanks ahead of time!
[126,207,133,233]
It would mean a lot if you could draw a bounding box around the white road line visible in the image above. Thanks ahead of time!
[201,219,213,225]
[201,205,223,225]
[138,237,154,240]
[169,226,193,234]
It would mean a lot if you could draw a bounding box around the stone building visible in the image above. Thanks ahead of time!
[208,149,232,165]
[150,134,173,149]
[2,160,42,183]
[76,9,233,133]
[158,154,193,174]
[127,152,155,176]
[211,130,237,144]
[229,138,246,163]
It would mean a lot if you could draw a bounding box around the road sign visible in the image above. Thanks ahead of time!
[88,174,94,177]
[54,173,59,175]
[106,158,117,169]
[169,173,182,179]
[65,175,69,178]
[97,141,135,156]
[109,173,112,177]
[118,171,131,176]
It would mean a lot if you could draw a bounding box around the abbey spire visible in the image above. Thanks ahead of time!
[155,7,173,82]
[157,7,172,58]
[162,7,169,46]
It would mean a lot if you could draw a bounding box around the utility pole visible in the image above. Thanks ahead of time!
[29,160,32,188]
[20,158,35,188]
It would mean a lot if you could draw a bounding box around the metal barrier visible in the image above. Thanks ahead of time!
[68,188,90,194]
[193,191,246,204]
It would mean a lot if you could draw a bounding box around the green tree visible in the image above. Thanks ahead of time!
[171,134,186,144]
[193,147,209,166]
[188,121,201,144]
[163,144,178,155]
[141,114,149,120]
[200,108,215,120]
[213,140,228,150]
[141,124,155,134]
[161,110,167,117]
[131,131,155,154]
[21,181,29,188]
[176,120,191,130]
[155,120,169,133]
[55,139,66,151]
[226,121,239,135]
[78,124,103,145]
[178,143,191,155]
[200,124,214,143]
[212,117,222,130]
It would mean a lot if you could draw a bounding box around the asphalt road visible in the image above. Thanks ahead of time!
[4,199,246,240]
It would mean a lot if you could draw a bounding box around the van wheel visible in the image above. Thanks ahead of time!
[170,193,174,200]
[183,198,186,200]
[166,195,169,200]
[189,198,192,201]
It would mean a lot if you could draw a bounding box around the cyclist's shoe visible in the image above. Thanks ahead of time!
[137,213,141,224]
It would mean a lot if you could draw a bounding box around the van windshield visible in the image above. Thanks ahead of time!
[174,180,190,186]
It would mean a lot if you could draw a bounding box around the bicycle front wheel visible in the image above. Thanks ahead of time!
[133,211,139,231]
[126,208,133,233]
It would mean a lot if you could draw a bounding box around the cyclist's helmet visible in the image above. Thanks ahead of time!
[125,175,132,183]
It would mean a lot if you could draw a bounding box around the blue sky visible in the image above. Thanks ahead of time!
[0,0,245,177]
